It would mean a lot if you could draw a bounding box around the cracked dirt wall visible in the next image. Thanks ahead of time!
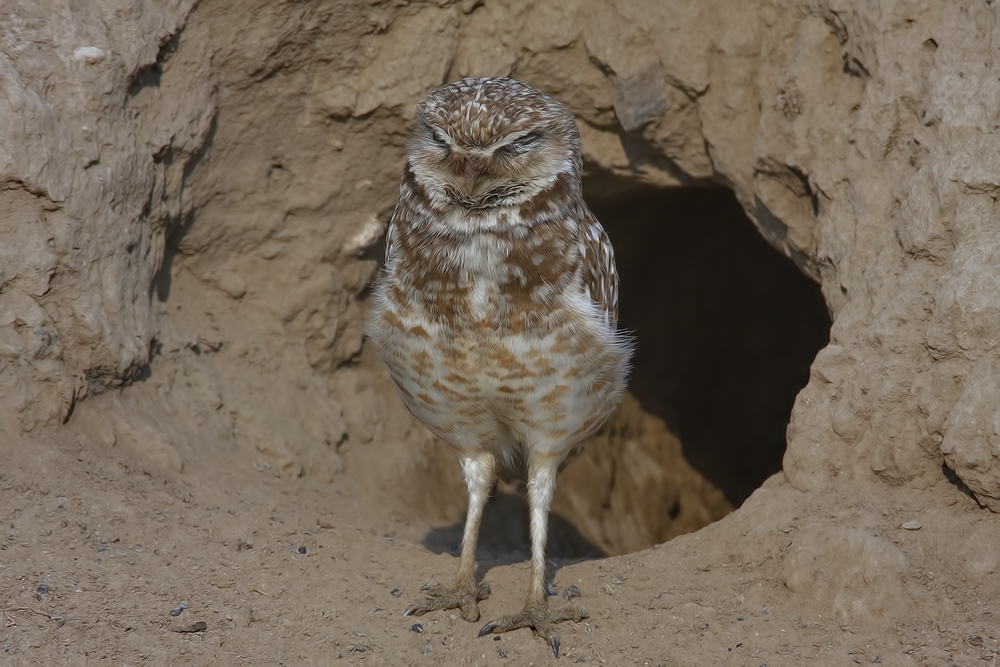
[0,0,214,431]
[2,0,1000,663]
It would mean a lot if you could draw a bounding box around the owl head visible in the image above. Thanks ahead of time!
[407,77,582,213]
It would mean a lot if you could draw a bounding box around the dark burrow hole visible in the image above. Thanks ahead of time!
[586,182,832,506]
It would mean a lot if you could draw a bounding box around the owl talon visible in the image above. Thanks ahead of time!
[403,580,489,622]
[477,619,497,637]
[477,598,587,657]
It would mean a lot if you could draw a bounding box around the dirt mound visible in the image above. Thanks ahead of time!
[2,0,999,664]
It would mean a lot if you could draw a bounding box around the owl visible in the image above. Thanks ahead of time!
[367,77,632,656]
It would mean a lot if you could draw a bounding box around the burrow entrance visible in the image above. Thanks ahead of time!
[420,182,831,563]
[587,184,831,508]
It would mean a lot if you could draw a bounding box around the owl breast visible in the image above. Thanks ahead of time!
[367,218,629,470]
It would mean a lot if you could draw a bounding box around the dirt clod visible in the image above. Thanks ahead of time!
[171,622,208,633]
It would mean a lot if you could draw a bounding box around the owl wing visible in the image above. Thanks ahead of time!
[384,218,397,265]
[384,165,423,267]
[577,212,620,329]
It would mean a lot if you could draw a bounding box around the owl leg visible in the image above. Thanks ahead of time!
[477,453,588,657]
[403,452,493,622]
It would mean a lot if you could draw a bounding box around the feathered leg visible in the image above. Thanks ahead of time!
[404,453,493,621]
[477,453,588,657]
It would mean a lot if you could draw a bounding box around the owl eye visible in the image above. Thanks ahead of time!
[431,130,448,148]
[510,132,540,154]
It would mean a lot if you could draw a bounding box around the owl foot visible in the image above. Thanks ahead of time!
[478,598,588,658]
[402,580,491,622]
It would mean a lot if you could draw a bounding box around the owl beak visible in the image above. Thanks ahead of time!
[460,156,487,180]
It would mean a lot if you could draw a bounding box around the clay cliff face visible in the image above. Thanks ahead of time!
[760,3,1000,510]
[0,0,212,429]
[2,0,998,515]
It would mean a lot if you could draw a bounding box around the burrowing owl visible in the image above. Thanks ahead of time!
[367,77,631,656]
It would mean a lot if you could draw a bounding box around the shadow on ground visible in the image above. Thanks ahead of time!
[421,490,604,582]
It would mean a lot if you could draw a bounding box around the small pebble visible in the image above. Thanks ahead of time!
[736,616,745,621]
[563,584,582,600]
[390,588,402,598]
[970,636,983,647]
[178,601,189,609]
[170,608,183,617]
[493,636,501,642]
[298,546,307,554]
[36,585,48,595]
[419,642,433,654]
[411,623,423,633]
[901,519,921,530]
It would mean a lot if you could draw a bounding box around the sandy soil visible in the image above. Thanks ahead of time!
[2,360,997,665]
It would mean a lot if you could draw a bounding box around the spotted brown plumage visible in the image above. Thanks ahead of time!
[367,77,632,656]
